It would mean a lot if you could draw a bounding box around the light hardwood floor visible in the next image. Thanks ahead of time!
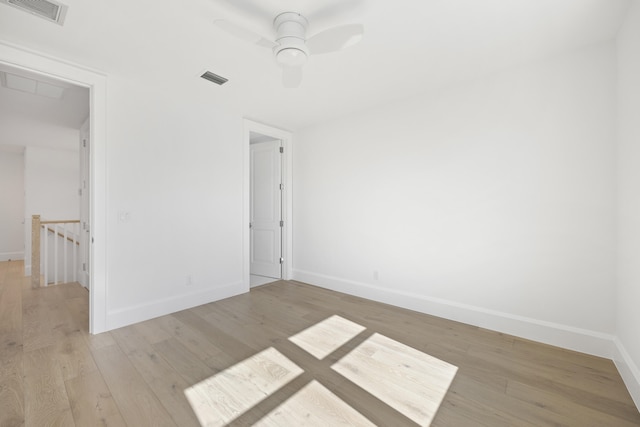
[1,260,639,426]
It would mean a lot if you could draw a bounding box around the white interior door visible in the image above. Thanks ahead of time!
[250,140,282,279]
[79,118,90,288]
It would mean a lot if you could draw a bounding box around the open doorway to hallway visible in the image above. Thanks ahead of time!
[1,41,108,334]
[0,61,90,307]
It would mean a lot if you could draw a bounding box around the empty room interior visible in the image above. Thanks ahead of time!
[1,0,640,425]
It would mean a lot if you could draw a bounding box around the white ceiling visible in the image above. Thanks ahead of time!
[0,62,89,129]
[0,0,631,131]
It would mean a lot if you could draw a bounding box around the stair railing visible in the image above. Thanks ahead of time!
[31,215,81,288]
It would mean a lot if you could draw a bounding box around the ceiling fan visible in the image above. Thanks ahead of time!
[214,12,364,88]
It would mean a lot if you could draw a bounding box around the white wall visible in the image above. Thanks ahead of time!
[24,146,80,273]
[0,149,25,261]
[616,0,640,407]
[294,43,618,356]
[0,115,80,151]
[102,77,245,329]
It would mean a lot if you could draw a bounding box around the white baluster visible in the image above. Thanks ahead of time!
[63,223,68,283]
[73,222,78,283]
[54,224,59,285]
[43,224,48,287]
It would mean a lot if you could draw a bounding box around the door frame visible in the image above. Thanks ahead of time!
[243,119,292,288]
[0,41,108,334]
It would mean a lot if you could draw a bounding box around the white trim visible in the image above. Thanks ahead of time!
[613,338,640,408]
[243,119,293,288]
[0,252,24,261]
[106,282,245,331]
[292,269,617,359]
[0,41,108,334]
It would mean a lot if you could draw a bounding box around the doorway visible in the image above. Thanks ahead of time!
[0,62,89,289]
[243,119,292,289]
[250,134,283,286]
[0,41,107,333]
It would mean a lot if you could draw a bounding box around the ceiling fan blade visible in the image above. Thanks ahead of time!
[214,20,277,48]
[307,24,364,55]
[282,66,303,88]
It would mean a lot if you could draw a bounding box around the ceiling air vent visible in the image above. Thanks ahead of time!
[0,0,68,25]
[201,71,228,86]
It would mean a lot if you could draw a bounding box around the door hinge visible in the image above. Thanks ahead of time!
[280,220,284,227]
[279,146,284,154]
[279,183,284,190]
[78,188,82,196]
[83,139,87,148]
[279,257,284,264]
[82,263,86,271]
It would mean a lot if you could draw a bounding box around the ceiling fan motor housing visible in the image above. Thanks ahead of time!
[273,12,309,67]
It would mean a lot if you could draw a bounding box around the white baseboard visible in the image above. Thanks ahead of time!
[613,338,640,408]
[292,269,616,359]
[106,281,247,331]
[0,252,24,262]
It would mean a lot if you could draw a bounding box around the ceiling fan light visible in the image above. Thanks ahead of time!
[276,48,307,67]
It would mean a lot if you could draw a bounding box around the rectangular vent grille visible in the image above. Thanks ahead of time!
[201,71,228,86]
[1,0,67,24]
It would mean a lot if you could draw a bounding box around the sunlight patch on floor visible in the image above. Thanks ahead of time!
[332,332,458,426]
[288,315,366,359]
[185,316,457,426]
[184,347,303,427]
[254,380,376,426]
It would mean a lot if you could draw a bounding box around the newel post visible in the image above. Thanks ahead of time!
[31,215,41,288]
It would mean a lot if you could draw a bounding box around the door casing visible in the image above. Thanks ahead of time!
[0,41,108,334]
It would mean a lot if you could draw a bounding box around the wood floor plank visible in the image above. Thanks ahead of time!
[170,309,257,370]
[333,332,458,426]
[64,296,90,335]
[506,378,640,427]
[152,337,214,385]
[0,347,24,427]
[64,370,127,427]
[465,342,640,422]
[92,344,176,427]
[55,334,98,382]
[22,285,78,353]
[183,346,304,427]
[254,380,377,427]
[83,330,116,353]
[130,318,173,345]
[110,326,201,426]
[152,313,226,363]
[23,345,75,427]
[0,262,23,355]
